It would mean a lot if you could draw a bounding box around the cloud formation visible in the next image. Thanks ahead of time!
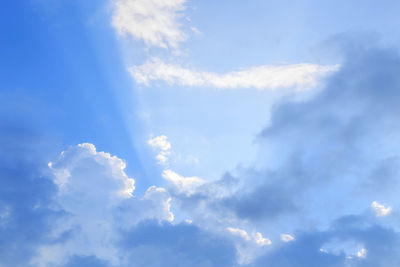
[112,0,187,48]
[144,41,400,265]
[4,36,400,266]
[130,58,339,90]
[33,143,175,266]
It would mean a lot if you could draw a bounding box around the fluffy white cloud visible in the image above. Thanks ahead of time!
[371,201,392,217]
[253,232,272,246]
[148,135,172,165]
[112,0,187,48]
[280,233,295,242]
[130,58,339,90]
[49,143,135,199]
[148,135,171,151]
[33,144,174,266]
[162,169,205,195]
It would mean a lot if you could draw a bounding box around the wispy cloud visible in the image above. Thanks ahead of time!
[130,58,339,90]
[112,0,187,48]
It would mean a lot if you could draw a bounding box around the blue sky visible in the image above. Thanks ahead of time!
[2,0,400,266]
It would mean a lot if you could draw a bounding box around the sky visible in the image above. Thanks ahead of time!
[1,0,400,266]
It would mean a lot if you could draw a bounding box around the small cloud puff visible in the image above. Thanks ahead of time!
[357,247,367,258]
[371,201,392,217]
[148,135,172,165]
[280,234,295,242]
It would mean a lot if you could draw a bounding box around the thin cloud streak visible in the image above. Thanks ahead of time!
[130,58,339,90]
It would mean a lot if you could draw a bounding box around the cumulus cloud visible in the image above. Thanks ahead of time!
[33,143,174,266]
[49,142,135,199]
[112,0,187,48]
[130,58,340,90]
[371,201,392,217]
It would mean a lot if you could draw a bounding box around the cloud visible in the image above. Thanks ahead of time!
[226,227,271,246]
[49,142,135,199]
[33,143,174,266]
[148,135,171,165]
[150,40,400,265]
[162,169,205,195]
[371,201,392,217]
[129,58,339,90]
[112,0,187,48]
[6,35,400,266]
[281,234,295,242]
[220,42,400,225]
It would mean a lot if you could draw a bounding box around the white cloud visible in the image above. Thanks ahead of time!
[130,58,339,90]
[112,0,187,48]
[148,135,172,165]
[33,143,174,266]
[148,135,171,151]
[371,201,392,217]
[49,143,135,199]
[253,232,272,246]
[162,169,205,195]
[280,233,295,242]
[227,227,251,241]
[226,227,271,247]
